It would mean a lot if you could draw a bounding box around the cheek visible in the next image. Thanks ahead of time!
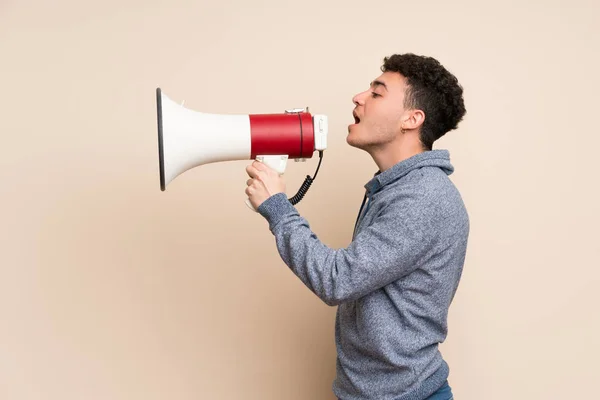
[365,113,399,136]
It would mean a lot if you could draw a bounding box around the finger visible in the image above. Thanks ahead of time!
[254,160,276,174]
[246,179,253,186]
[253,160,267,170]
[246,164,258,178]
[248,168,267,182]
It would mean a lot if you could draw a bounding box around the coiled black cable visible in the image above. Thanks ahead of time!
[289,150,324,205]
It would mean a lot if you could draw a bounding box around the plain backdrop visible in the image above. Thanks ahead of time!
[1,0,599,399]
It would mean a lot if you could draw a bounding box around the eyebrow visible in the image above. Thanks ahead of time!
[370,80,388,91]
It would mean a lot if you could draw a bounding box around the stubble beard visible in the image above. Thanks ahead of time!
[348,120,396,151]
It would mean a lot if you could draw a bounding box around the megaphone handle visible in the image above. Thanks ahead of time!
[245,198,257,212]
[246,155,288,212]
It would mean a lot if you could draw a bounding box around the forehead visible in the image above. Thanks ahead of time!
[371,71,407,92]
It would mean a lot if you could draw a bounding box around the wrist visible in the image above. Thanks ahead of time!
[257,192,296,229]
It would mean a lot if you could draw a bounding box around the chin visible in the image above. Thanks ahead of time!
[347,126,365,149]
[346,135,365,150]
[346,130,356,146]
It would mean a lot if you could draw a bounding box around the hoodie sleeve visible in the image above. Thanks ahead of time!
[256,192,433,306]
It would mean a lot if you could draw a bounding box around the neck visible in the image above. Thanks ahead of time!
[370,139,426,172]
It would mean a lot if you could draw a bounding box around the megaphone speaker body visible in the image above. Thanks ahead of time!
[156,88,327,192]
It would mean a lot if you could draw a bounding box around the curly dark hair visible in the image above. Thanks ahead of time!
[381,53,466,150]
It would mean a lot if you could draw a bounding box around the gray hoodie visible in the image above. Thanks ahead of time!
[256,149,470,400]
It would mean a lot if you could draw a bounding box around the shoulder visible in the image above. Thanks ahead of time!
[386,166,469,226]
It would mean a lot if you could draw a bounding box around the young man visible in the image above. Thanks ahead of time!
[245,53,469,400]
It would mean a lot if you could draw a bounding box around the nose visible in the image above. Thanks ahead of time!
[352,90,367,106]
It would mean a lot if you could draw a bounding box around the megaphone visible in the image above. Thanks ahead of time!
[155,88,328,210]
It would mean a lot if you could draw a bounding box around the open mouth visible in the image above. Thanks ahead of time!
[353,111,361,124]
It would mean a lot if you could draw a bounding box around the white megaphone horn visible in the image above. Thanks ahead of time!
[155,88,328,211]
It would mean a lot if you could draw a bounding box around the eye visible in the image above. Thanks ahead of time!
[370,92,380,98]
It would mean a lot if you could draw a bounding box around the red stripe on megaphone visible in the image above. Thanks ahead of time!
[249,113,315,159]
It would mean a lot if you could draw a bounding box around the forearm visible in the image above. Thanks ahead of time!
[258,193,344,305]
[257,193,422,306]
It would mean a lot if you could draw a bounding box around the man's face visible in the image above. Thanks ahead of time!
[347,71,409,150]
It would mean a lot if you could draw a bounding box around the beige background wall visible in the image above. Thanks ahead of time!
[1,0,599,399]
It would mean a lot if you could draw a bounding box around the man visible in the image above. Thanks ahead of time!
[245,53,469,400]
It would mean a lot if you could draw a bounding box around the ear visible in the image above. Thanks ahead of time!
[402,109,425,131]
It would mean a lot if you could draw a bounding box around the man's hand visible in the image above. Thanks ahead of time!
[245,160,286,209]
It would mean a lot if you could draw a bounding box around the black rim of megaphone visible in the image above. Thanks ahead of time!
[156,88,166,191]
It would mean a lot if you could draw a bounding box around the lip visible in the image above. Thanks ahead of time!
[352,110,361,124]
